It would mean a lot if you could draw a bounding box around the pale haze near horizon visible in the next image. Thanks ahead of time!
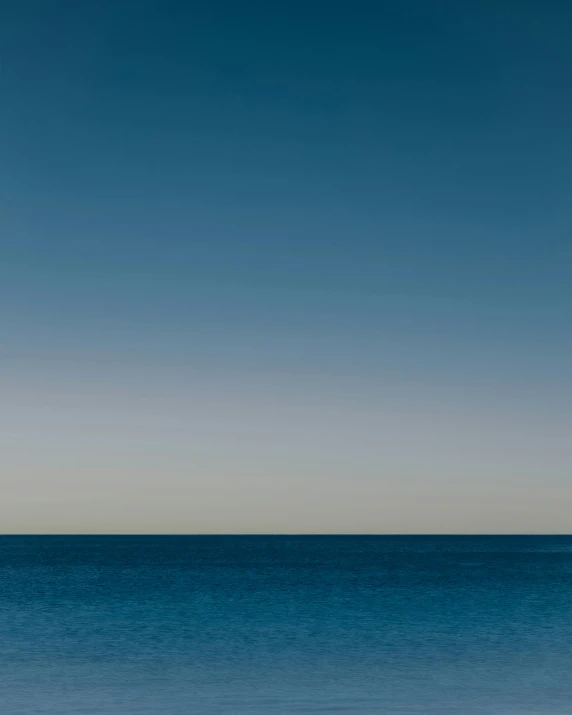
[2,361,570,534]
[2,1,571,533]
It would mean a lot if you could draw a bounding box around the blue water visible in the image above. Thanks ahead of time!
[1,536,571,714]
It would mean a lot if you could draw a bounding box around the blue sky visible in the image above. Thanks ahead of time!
[1,1,571,532]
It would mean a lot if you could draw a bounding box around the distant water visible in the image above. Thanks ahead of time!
[1,536,572,714]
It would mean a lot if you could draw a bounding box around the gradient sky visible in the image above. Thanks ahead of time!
[1,0,571,533]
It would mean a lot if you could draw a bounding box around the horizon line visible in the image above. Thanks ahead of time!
[1,533,570,537]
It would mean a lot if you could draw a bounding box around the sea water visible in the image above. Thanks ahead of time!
[1,535,571,714]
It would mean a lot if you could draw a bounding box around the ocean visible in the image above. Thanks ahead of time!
[0,535,571,714]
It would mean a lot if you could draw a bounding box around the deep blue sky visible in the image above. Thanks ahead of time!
[2,1,571,532]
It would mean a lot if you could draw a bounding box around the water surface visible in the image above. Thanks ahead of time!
[1,535,571,714]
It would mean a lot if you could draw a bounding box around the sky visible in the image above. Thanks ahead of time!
[1,0,571,533]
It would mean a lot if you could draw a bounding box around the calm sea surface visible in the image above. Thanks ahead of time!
[1,535,571,714]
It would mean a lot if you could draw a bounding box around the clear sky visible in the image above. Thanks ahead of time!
[1,0,571,533]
